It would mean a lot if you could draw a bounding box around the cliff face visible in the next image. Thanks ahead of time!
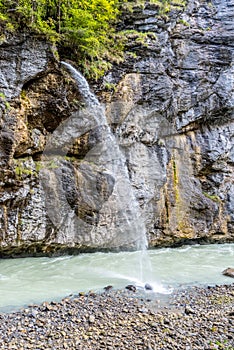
[0,0,233,256]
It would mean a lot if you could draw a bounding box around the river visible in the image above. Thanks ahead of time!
[0,243,233,312]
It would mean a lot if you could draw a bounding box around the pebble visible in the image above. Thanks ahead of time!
[0,284,233,349]
[145,283,153,290]
[89,315,95,323]
[125,284,136,292]
[185,306,196,315]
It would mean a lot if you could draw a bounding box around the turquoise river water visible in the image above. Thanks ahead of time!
[0,243,233,312]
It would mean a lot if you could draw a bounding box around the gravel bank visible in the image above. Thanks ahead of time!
[0,284,233,349]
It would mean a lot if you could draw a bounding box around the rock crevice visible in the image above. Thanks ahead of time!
[0,0,233,256]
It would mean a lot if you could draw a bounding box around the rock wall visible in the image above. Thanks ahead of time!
[0,0,233,256]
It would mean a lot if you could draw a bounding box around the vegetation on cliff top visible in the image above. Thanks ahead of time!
[0,0,186,79]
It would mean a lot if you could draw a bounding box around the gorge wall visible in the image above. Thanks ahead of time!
[0,0,233,256]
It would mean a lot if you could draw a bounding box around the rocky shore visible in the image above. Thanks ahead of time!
[0,284,233,349]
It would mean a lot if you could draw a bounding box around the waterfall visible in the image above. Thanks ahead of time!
[61,62,100,107]
[41,61,148,251]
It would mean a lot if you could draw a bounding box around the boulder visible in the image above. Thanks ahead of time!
[222,268,234,278]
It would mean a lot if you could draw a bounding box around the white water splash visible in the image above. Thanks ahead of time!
[1,243,234,311]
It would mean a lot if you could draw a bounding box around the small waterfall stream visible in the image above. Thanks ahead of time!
[41,61,148,250]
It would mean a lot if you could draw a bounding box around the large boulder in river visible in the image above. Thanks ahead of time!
[222,268,234,278]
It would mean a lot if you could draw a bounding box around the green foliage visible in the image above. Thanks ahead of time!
[0,92,5,99]
[122,0,186,14]
[60,0,124,79]
[103,82,117,91]
[0,92,10,110]
[0,0,121,79]
[209,339,234,350]
[178,19,189,26]
[203,192,221,203]
[14,158,35,178]
[15,166,34,177]
[155,0,186,13]
[0,0,187,79]
[121,29,157,46]
[35,159,59,171]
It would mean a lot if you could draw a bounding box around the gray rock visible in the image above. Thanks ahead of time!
[145,283,153,291]
[222,268,234,278]
[0,0,234,255]
[185,306,196,315]
[89,315,95,323]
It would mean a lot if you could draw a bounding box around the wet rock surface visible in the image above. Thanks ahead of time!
[0,284,233,349]
[223,268,234,278]
[0,0,234,255]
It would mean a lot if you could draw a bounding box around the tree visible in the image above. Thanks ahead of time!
[0,0,122,79]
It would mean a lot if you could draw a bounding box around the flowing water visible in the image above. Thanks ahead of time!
[40,62,147,250]
[0,243,233,312]
[3,65,232,313]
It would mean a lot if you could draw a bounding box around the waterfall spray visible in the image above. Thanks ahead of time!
[40,61,148,251]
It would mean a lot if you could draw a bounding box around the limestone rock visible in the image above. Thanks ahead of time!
[0,0,234,256]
